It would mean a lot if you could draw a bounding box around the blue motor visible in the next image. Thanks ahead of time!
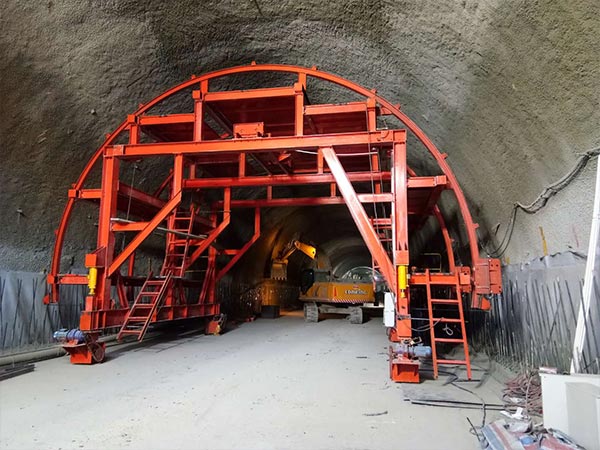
[53,328,86,344]
[391,342,432,358]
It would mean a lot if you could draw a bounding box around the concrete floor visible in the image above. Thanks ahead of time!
[0,312,503,450]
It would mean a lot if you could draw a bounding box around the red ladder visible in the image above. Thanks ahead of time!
[424,269,472,379]
[117,272,173,341]
[370,216,392,286]
[161,207,196,277]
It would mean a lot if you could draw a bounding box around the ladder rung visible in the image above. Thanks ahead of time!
[370,218,392,225]
[119,330,142,335]
[437,359,468,365]
[145,281,165,285]
[128,316,150,321]
[430,299,459,304]
[139,291,159,296]
[133,304,153,308]
[433,317,462,323]
[434,338,465,343]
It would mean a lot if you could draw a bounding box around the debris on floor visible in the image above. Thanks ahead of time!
[481,419,585,450]
[502,371,543,417]
[480,370,585,449]
[363,410,388,417]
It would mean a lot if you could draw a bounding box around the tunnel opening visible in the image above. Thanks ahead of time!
[45,64,501,382]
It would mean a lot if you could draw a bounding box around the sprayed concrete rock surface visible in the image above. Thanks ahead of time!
[1,0,599,271]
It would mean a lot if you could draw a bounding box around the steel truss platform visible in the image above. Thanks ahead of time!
[45,64,501,379]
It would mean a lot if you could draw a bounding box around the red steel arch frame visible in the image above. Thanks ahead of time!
[45,63,501,377]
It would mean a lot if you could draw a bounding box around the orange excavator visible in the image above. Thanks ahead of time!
[270,240,317,280]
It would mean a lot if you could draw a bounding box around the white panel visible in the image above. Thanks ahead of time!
[383,292,395,327]
[542,373,600,450]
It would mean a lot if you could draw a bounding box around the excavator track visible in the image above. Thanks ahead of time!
[304,302,319,323]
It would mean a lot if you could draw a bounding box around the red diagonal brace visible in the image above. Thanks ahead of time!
[108,191,182,276]
[321,147,396,293]
[187,188,231,268]
[216,208,260,281]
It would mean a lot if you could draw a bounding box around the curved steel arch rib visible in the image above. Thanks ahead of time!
[49,63,486,298]
[46,64,501,375]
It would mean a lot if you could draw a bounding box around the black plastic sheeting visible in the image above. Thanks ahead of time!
[3,250,600,374]
[470,251,600,374]
[0,270,83,355]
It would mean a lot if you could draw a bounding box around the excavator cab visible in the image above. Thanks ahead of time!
[300,269,332,294]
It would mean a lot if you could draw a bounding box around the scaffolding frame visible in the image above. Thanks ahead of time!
[45,64,501,380]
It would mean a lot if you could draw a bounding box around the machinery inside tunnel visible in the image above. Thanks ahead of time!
[1,2,599,448]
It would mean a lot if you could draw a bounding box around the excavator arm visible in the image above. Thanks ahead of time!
[270,240,316,280]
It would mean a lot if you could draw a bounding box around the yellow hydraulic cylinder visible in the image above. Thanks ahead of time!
[397,265,408,298]
[88,267,98,295]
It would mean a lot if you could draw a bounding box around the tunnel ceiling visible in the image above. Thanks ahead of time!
[1,0,599,271]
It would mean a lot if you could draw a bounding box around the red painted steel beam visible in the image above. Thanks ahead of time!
[120,182,212,228]
[406,167,456,272]
[189,174,444,189]
[54,274,89,285]
[138,113,195,126]
[96,155,120,309]
[79,303,219,331]
[216,208,260,281]
[46,63,495,312]
[203,86,295,102]
[187,188,231,268]
[393,141,409,265]
[321,147,397,293]
[69,188,102,200]
[107,191,182,277]
[304,102,368,115]
[220,193,402,209]
[106,130,401,158]
[409,272,461,285]
[111,221,147,232]
[119,183,165,211]
[184,171,393,188]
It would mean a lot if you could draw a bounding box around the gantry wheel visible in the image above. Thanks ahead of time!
[304,302,319,323]
[91,342,106,363]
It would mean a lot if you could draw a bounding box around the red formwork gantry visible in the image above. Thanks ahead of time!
[45,64,501,381]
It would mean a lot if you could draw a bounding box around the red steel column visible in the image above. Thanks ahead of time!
[392,138,411,338]
[95,154,119,312]
[294,81,304,136]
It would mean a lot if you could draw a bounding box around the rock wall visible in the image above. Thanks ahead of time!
[1,0,599,271]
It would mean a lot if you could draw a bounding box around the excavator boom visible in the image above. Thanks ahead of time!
[270,240,316,280]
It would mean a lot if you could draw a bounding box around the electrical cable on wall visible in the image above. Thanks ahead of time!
[485,147,600,258]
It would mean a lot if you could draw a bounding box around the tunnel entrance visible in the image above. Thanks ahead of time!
[45,64,501,382]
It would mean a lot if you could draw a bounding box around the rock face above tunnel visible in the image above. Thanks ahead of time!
[0,0,598,270]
